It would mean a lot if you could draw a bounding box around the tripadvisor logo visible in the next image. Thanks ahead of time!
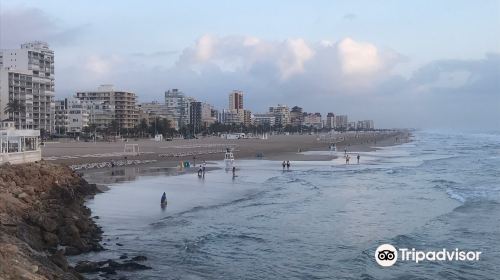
[375,244,482,267]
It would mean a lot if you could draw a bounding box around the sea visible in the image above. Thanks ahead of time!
[73,130,500,280]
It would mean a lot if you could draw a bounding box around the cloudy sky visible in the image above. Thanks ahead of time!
[1,0,499,130]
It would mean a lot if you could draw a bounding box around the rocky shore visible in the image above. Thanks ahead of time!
[0,162,103,279]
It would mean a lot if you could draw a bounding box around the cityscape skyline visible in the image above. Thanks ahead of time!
[1,1,499,130]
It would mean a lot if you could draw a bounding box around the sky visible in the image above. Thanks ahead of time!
[1,0,499,130]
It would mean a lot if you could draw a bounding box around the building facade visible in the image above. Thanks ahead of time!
[290,106,304,127]
[253,113,276,127]
[303,113,323,129]
[326,113,335,129]
[0,41,55,133]
[335,115,348,129]
[76,85,138,130]
[269,105,291,127]
[165,89,190,130]
[229,90,244,110]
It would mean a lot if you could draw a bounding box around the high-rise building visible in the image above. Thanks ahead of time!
[269,105,291,127]
[290,106,304,127]
[76,85,138,129]
[326,113,335,129]
[334,115,348,129]
[229,90,244,110]
[0,41,55,133]
[357,120,374,130]
[189,101,202,134]
[165,89,191,130]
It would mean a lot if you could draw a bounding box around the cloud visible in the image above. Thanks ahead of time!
[53,34,498,130]
[0,6,87,48]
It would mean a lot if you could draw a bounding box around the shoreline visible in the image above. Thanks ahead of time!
[44,131,411,171]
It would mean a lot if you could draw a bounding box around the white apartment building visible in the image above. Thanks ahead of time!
[54,98,91,135]
[0,41,55,133]
[253,113,276,127]
[76,85,138,129]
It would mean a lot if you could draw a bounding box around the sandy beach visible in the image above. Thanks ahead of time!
[42,131,410,168]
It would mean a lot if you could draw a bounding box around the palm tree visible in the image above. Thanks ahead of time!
[4,99,26,129]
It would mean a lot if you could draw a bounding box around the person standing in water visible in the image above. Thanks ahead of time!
[282,161,286,170]
[232,166,236,177]
[346,155,350,165]
[357,154,360,164]
[161,192,167,205]
[202,161,207,175]
[286,160,291,170]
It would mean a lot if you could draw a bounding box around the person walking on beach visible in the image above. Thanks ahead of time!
[232,166,236,177]
[357,154,360,164]
[198,165,203,177]
[202,161,206,175]
[346,155,350,165]
[286,161,291,170]
[344,147,347,155]
[282,161,286,170]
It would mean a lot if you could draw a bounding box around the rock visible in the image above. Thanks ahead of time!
[43,231,59,247]
[64,246,81,256]
[50,250,68,270]
[41,216,58,233]
[74,261,100,273]
[131,256,147,262]
[119,261,152,271]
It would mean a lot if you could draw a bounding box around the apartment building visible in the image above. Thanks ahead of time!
[0,41,55,133]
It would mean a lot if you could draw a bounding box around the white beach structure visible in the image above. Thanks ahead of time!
[0,121,41,164]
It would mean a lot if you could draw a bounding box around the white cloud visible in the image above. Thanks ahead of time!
[337,38,382,75]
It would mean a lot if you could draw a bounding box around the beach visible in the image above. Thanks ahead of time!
[42,131,409,168]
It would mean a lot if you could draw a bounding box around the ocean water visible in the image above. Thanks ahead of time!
[74,131,500,280]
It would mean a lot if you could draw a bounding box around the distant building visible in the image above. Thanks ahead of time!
[253,113,276,127]
[290,106,304,127]
[326,113,335,129]
[165,89,190,130]
[357,120,374,130]
[189,101,202,134]
[303,113,322,129]
[218,109,241,125]
[76,85,138,129]
[229,90,244,110]
[335,115,348,129]
[269,105,290,127]
[54,98,89,135]
[0,41,55,133]
[138,101,173,127]
[347,121,357,130]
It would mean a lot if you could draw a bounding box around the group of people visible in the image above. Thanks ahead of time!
[345,153,361,165]
[282,160,291,170]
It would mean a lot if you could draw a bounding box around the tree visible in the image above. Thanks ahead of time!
[138,118,149,137]
[4,99,26,128]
